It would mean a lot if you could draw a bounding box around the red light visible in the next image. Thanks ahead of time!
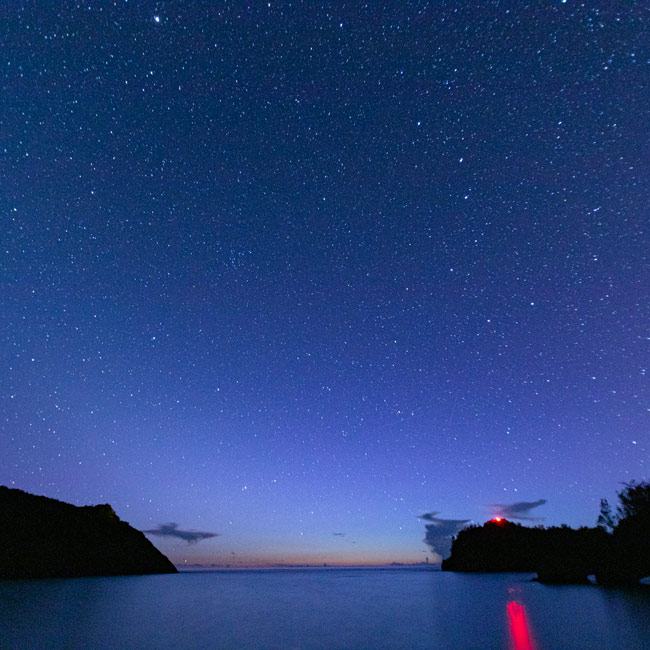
[493,517,503,522]
[507,601,536,650]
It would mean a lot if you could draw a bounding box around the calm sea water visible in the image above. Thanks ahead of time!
[1,569,649,650]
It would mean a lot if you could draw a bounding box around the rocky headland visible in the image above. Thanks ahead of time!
[0,486,177,579]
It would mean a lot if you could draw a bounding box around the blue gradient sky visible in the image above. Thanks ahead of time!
[2,1,648,565]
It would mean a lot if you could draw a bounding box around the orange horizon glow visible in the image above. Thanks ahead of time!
[165,549,437,568]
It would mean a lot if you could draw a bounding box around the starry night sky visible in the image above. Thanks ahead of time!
[2,1,648,566]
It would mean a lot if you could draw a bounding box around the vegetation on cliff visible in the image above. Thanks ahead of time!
[0,486,178,578]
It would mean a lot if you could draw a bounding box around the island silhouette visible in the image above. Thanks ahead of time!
[442,481,650,586]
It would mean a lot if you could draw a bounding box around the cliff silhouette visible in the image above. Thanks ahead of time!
[441,481,650,586]
[0,486,177,578]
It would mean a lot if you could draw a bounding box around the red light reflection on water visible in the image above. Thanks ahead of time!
[507,601,536,650]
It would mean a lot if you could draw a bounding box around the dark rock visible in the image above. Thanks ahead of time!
[534,559,590,585]
[595,565,644,587]
[0,486,177,578]
[594,543,645,586]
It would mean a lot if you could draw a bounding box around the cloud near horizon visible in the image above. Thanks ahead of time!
[418,512,471,559]
[142,523,219,544]
[490,499,547,521]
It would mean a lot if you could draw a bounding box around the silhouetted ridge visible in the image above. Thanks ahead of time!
[0,486,177,578]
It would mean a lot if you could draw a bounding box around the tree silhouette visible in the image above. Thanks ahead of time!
[597,498,615,532]
[615,480,650,522]
[595,480,650,585]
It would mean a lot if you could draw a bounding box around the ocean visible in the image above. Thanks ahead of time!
[1,568,649,649]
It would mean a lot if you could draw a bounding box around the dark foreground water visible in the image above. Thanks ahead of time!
[1,569,650,650]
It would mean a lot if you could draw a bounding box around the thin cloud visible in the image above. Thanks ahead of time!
[418,512,471,559]
[491,499,547,521]
[142,523,219,544]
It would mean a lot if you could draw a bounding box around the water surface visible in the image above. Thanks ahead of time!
[1,569,649,649]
